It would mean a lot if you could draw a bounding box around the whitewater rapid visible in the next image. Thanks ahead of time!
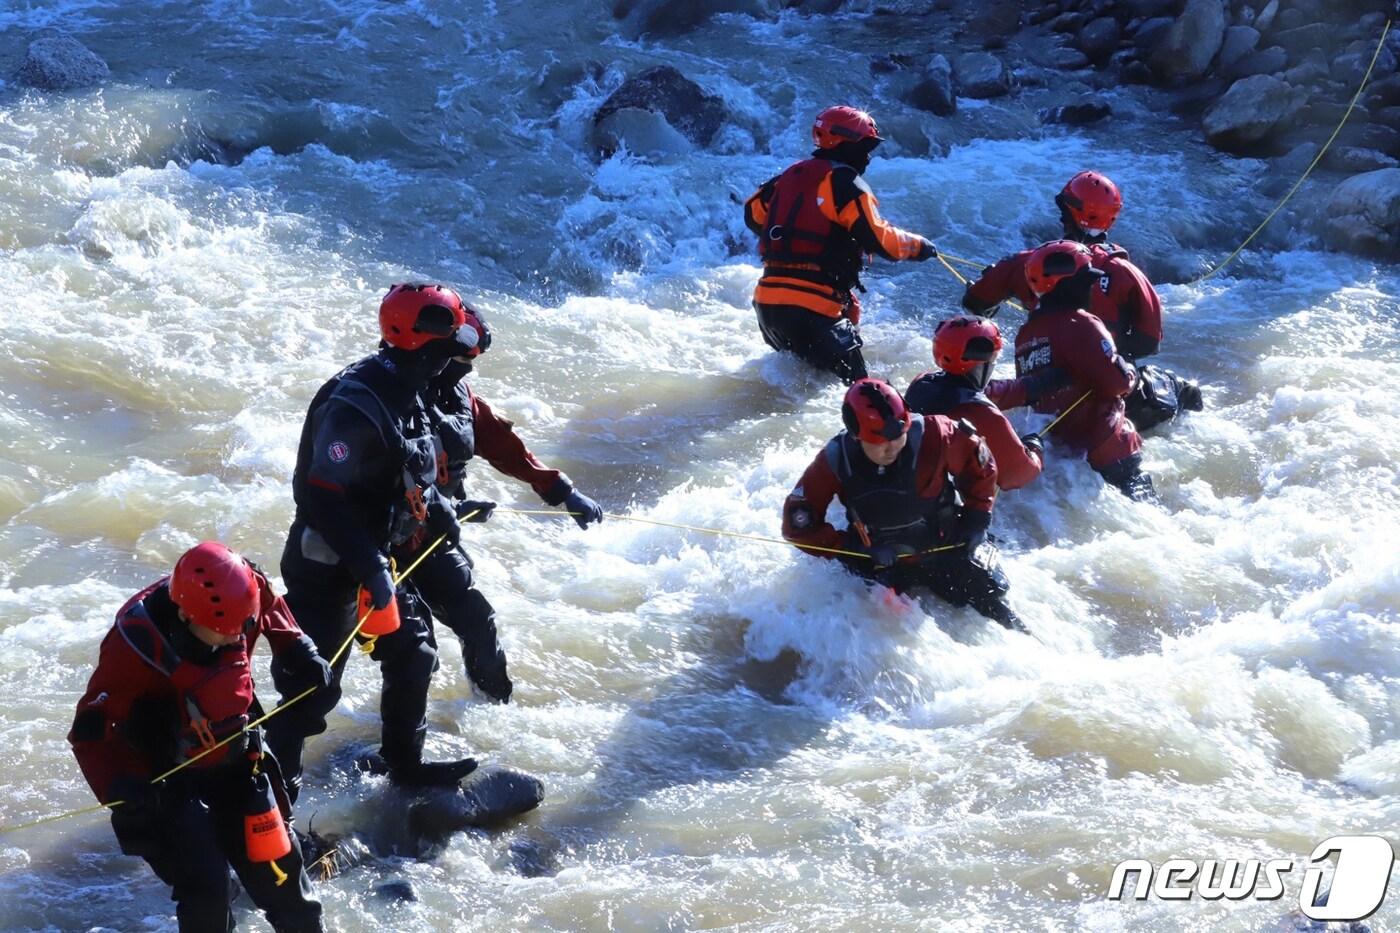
[1,1,1398,930]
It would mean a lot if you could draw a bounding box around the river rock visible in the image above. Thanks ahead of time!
[1374,106,1400,131]
[1334,47,1398,89]
[1275,140,1320,176]
[13,35,109,91]
[1322,168,1400,257]
[1049,46,1092,70]
[1217,25,1260,70]
[1147,0,1227,84]
[1133,16,1174,52]
[1227,45,1288,78]
[613,0,774,36]
[1123,0,1181,17]
[1042,100,1113,124]
[1253,0,1279,33]
[1270,23,1329,61]
[592,66,728,156]
[1323,146,1400,173]
[1078,17,1122,64]
[1202,74,1306,151]
[1365,74,1400,109]
[968,4,1021,39]
[907,54,957,116]
[1050,11,1088,34]
[1285,50,1331,88]
[953,52,1011,98]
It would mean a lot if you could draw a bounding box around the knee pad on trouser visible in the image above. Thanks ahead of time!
[141,798,234,933]
[754,304,789,352]
[368,617,439,768]
[813,318,867,384]
[448,588,511,702]
[1097,454,1157,502]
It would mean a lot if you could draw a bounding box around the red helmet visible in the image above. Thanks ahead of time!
[933,316,1003,376]
[1058,171,1122,234]
[169,542,259,636]
[812,105,883,150]
[842,378,910,444]
[378,284,485,356]
[1025,239,1098,297]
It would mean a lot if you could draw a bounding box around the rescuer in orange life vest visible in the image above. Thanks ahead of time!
[743,105,938,383]
[69,542,329,932]
[960,171,1202,430]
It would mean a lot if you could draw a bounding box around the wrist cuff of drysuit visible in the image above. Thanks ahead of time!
[542,476,574,506]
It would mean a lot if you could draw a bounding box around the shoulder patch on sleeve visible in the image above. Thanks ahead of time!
[328,440,350,462]
[976,438,991,468]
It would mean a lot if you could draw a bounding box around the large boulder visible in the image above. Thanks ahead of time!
[1202,74,1306,151]
[954,51,1011,98]
[13,35,109,91]
[1147,0,1228,84]
[1078,17,1122,65]
[592,66,728,156]
[1322,168,1400,257]
[907,54,957,117]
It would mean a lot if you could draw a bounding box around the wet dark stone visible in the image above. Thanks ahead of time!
[14,35,109,91]
[374,880,419,902]
[593,65,729,152]
[1042,100,1113,124]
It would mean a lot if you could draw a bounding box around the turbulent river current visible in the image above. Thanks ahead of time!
[0,1,1397,930]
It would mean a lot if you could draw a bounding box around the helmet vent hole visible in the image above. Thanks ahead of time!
[209,595,221,603]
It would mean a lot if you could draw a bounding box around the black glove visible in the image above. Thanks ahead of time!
[270,634,334,697]
[956,509,991,552]
[562,489,604,529]
[365,564,396,612]
[455,499,495,523]
[108,775,167,856]
[1021,367,1069,405]
[425,491,461,548]
[914,237,938,261]
[1019,432,1044,456]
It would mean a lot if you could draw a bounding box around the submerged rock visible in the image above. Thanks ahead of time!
[1042,100,1113,125]
[1322,167,1400,257]
[612,0,775,37]
[14,35,109,91]
[374,880,419,902]
[406,768,546,848]
[592,66,729,157]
